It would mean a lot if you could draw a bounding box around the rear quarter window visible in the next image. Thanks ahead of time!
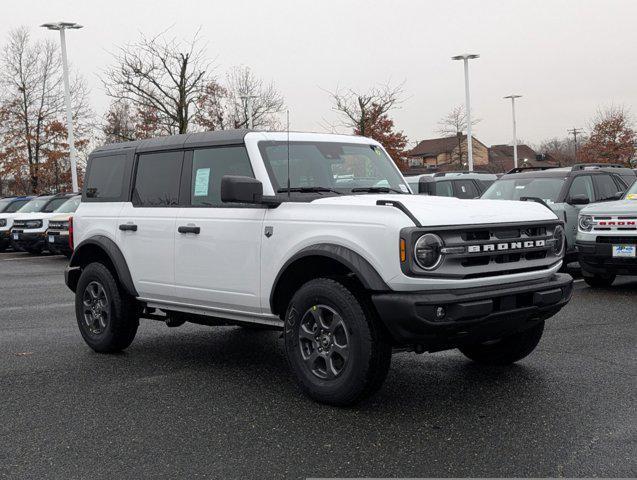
[84,154,128,201]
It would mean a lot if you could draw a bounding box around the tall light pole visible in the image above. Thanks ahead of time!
[568,127,583,162]
[504,94,522,169]
[452,53,479,171]
[239,95,258,129]
[41,22,83,193]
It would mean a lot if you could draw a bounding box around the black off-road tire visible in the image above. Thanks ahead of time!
[284,278,392,406]
[75,262,139,353]
[583,273,616,288]
[459,321,545,366]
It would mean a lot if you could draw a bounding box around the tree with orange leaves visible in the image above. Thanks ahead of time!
[579,106,636,166]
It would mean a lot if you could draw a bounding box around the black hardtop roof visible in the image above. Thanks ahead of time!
[92,129,252,154]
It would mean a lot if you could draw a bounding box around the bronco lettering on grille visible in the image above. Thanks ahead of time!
[467,239,546,253]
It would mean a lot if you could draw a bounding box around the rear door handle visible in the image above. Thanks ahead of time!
[119,224,138,232]
[178,225,200,234]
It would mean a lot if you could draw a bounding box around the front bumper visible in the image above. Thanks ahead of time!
[11,230,46,251]
[576,240,637,276]
[0,230,10,248]
[46,231,71,254]
[372,273,573,348]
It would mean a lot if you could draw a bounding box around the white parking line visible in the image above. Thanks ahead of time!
[1,302,74,312]
[2,255,64,261]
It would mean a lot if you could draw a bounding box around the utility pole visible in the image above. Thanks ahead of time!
[568,127,584,162]
[452,53,479,171]
[41,22,83,193]
[504,95,522,169]
[239,95,258,129]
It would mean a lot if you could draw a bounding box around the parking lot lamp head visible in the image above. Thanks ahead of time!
[451,54,480,172]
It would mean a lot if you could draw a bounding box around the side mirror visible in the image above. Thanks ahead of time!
[418,178,434,195]
[221,176,263,203]
[568,194,590,205]
[612,191,624,200]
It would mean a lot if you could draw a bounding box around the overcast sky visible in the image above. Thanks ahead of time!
[3,0,636,148]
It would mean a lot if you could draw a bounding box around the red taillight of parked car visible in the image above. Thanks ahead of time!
[68,216,74,252]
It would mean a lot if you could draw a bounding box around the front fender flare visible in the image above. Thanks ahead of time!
[269,243,389,313]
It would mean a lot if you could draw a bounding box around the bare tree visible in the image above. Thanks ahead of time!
[329,82,403,136]
[0,27,92,194]
[224,66,285,129]
[103,29,210,135]
[436,105,480,137]
[435,105,481,165]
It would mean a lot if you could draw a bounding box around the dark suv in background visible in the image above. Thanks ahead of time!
[481,164,636,262]
[405,171,497,198]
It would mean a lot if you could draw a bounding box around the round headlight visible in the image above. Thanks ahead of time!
[579,215,593,232]
[553,225,565,256]
[0,219,6,228]
[414,233,444,270]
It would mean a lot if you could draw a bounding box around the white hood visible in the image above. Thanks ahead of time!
[581,199,637,216]
[12,212,61,222]
[312,194,558,226]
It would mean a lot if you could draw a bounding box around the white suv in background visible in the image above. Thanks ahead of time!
[11,193,79,255]
[65,130,573,405]
[576,181,637,286]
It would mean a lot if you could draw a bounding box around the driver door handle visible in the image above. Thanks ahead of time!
[119,224,138,232]
[178,225,200,234]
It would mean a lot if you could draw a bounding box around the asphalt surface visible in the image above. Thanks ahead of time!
[0,251,635,479]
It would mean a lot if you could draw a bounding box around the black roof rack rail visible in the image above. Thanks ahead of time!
[505,166,558,174]
[433,170,492,177]
[570,163,626,171]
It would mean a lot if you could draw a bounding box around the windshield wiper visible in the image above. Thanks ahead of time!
[351,186,405,194]
[277,187,342,195]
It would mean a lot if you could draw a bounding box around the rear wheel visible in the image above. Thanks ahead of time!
[75,262,139,353]
[583,273,616,288]
[284,278,392,406]
[459,321,545,365]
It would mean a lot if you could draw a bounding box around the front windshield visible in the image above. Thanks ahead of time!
[0,199,12,212]
[482,177,564,203]
[4,199,29,213]
[258,141,409,194]
[54,196,81,213]
[17,197,52,213]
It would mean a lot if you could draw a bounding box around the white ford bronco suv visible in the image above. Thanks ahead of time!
[66,130,573,405]
[576,180,637,287]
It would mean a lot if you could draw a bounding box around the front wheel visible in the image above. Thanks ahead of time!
[75,262,139,353]
[284,278,392,406]
[459,321,545,365]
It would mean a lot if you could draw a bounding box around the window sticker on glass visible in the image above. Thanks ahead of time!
[194,168,211,196]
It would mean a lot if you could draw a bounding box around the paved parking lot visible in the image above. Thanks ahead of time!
[0,251,635,479]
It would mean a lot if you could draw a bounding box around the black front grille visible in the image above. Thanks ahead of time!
[405,221,562,279]
[596,236,637,244]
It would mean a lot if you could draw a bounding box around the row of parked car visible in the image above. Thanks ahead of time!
[405,163,637,287]
[0,192,80,257]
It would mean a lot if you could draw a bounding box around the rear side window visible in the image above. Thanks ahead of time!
[190,146,253,206]
[594,174,622,200]
[133,151,183,207]
[454,179,480,199]
[85,154,127,200]
[435,181,454,197]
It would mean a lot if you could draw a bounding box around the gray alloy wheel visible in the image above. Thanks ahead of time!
[298,304,350,380]
[82,281,110,336]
